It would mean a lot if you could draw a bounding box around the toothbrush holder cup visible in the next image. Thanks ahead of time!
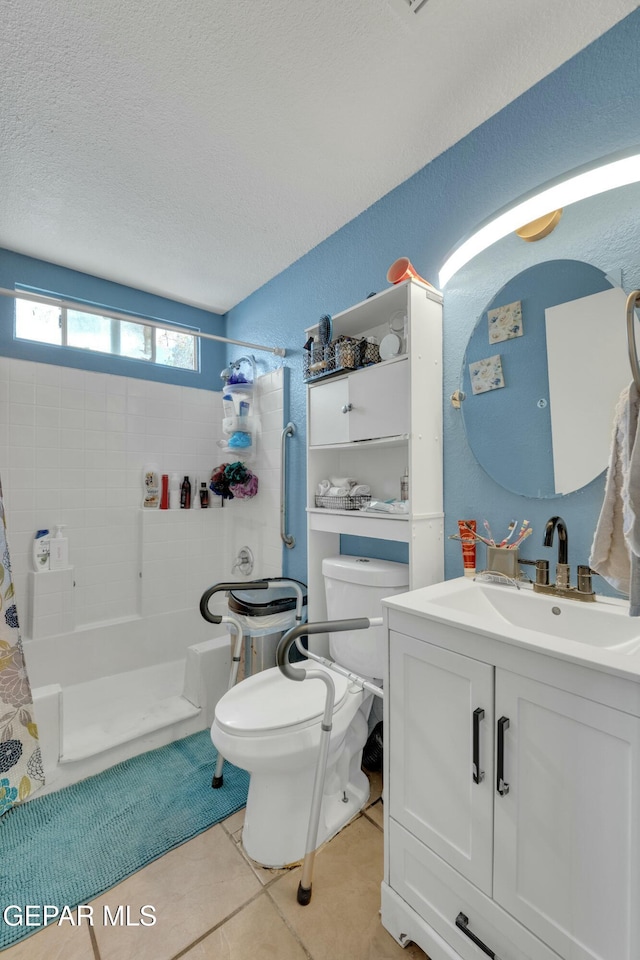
[485,546,520,580]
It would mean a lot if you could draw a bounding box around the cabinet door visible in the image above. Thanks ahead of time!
[388,631,494,894]
[308,377,349,446]
[348,359,409,441]
[494,669,640,960]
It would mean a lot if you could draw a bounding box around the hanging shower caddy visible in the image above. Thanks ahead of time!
[218,356,258,459]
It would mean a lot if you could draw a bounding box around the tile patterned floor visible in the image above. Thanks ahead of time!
[2,771,428,960]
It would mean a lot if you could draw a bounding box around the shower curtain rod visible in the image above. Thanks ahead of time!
[0,287,286,358]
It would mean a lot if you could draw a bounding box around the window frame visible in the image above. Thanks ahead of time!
[14,290,200,372]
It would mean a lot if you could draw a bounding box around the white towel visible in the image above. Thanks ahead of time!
[327,486,349,497]
[316,480,331,496]
[349,483,370,496]
[590,382,640,613]
[330,477,357,488]
[360,499,409,515]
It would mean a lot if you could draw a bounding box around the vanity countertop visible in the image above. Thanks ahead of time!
[383,576,640,685]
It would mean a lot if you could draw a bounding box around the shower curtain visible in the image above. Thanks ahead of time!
[0,479,44,816]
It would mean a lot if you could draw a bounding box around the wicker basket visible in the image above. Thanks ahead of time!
[314,494,371,511]
[303,335,362,383]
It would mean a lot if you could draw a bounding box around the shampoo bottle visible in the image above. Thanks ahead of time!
[169,474,180,509]
[142,467,160,508]
[49,524,69,570]
[160,474,169,510]
[199,482,209,508]
[180,475,192,509]
[222,393,235,419]
[400,469,409,501]
[32,529,50,571]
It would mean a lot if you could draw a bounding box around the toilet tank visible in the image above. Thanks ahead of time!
[322,556,409,678]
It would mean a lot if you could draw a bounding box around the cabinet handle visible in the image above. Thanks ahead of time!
[455,913,498,958]
[496,716,510,796]
[341,403,353,414]
[473,707,485,784]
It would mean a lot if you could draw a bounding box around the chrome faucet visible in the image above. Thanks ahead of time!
[528,516,596,602]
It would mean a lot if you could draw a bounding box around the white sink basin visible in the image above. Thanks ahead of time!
[396,577,640,656]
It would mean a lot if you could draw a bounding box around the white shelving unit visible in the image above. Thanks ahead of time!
[305,279,444,641]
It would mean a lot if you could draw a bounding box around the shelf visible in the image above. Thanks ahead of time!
[305,279,442,339]
[307,507,410,542]
[309,433,409,452]
[215,445,255,461]
[222,415,256,434]
[305,353,409,387]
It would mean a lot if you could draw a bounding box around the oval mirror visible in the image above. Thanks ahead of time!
[460,259,629,498]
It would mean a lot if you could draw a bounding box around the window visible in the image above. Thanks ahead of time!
[15,296,198,371]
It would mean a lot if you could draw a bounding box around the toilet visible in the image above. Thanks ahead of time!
[210,556,409,868]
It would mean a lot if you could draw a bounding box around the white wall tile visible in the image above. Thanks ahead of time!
[2,365,284,645]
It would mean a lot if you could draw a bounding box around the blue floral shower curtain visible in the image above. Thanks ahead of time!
[0,479,44,815]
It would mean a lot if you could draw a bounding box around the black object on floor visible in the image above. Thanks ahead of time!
[362,720,383,772]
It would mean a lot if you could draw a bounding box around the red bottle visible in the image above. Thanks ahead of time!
[160,474,169,510]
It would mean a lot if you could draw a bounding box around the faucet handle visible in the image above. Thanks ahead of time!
[518,558,549,585]
[577,565,598,594]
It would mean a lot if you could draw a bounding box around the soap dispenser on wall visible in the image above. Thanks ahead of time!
[49,525,69,570]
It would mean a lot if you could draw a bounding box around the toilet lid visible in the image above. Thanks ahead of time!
[215,664,352,735]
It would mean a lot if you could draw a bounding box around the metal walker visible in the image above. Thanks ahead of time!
[199,578,306,788]
[275,616,383,905]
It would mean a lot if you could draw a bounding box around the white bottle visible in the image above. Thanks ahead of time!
[32,529,50,572]
[169,473,180,509]
[49,525,69,570]
[142,466,160,509]
[400,469,409,501]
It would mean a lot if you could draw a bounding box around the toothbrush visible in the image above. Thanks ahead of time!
[483,519,495,546]
[461,521,494,547]
[512,519,529,542]
[510,524,532,549]
[511,527,533,548]
[498,519,517,547]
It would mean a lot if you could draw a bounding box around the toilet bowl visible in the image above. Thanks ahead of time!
[212,662,370,866]
[211,556,409,868]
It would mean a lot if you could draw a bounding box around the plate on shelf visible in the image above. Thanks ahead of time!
[380,332,401,360]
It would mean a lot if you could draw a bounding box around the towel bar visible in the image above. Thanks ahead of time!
[626,290,640,390]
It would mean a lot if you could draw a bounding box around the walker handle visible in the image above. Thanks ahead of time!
[199,580,270,624]
[276,619,371,680]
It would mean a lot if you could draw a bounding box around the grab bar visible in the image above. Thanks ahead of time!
[281,422,296,549]
[276,617,384,906]
[626,290,640,391]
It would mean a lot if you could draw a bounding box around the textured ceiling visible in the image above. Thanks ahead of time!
[1,0,637,313]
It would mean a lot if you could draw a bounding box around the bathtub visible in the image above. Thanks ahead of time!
[25,607,231,796]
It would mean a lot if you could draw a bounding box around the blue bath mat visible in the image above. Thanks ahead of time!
[0,731,249,951]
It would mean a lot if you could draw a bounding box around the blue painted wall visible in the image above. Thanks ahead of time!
[227,8,640,590]
[0,249,226,388]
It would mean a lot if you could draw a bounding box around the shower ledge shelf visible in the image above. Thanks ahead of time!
[60,659,200,763]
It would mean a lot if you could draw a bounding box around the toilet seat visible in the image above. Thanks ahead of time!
[214,663,352,736]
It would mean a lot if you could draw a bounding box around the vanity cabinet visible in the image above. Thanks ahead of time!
[308,358,409,446]
[305,280,444,639]
[383,613,640,960]
[388,634,494,895]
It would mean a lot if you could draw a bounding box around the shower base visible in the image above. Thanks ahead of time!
[60,659,201,763]
[31,634,230,797]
